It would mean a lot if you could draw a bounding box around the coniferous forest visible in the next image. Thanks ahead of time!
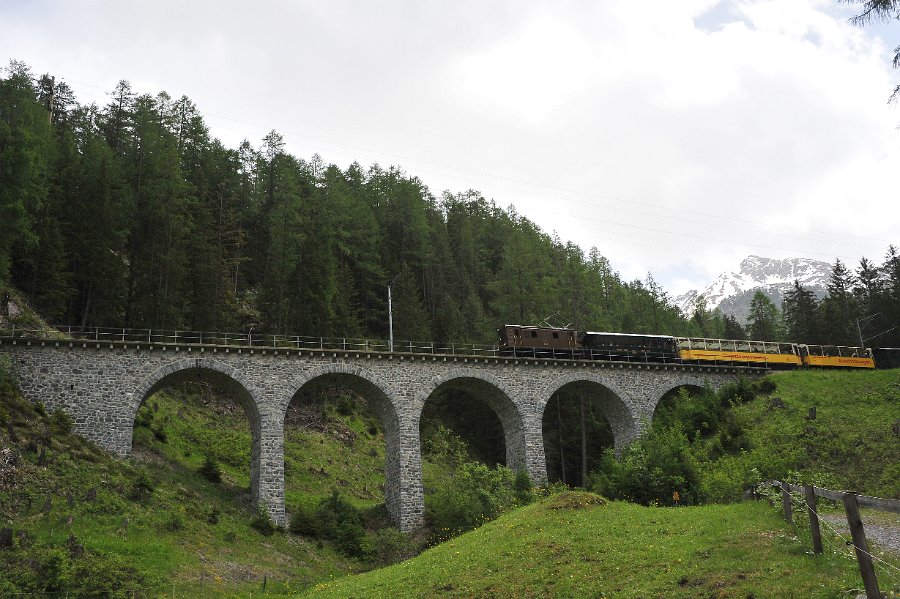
[2,60,900,348]
[0,60,698,342]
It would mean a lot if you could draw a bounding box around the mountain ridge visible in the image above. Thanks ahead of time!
[675,255,831,322]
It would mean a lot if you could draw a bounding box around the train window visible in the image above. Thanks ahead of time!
[552,332,559,339]
[531,331,538,338]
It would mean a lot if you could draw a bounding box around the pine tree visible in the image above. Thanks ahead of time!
[819,259,857,345]
[723,313,747,339]
[747,291,781,340]
[782,280,819,344]
[0,61,52,287]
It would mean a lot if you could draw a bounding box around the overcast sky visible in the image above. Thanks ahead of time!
[3,0,898,297]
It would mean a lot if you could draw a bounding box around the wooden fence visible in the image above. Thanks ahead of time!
[769,480,899,599]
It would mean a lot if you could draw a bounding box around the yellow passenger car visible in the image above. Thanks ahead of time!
[677,337,802,367]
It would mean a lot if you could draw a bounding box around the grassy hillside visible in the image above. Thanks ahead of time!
[0,366,403,596]
[302,491,872,598]
[707,369,900,499]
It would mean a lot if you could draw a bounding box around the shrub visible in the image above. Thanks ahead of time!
[700,456,762,503]
[134,405,154,429]
[590,424,702,506]
[207,506,221,525]
[719,377,758,407]
[424,425,469,468]
[198,455,221,483]
[513,469,535,505]
[2,544,156,595]
[374,528,410,565]
[128,472,154,503]
[50,409,72,435]
[33,401,46,417]
[250,507,276,536]
[425,462,517,541]
[288,502,318,537]
[754,379,777,395]
[314,490,366,557]
[165,511,185,531]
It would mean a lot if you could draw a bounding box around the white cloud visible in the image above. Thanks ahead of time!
[1,0,898,295]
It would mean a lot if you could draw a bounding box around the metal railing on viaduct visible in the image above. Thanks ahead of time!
[0,325,758,531]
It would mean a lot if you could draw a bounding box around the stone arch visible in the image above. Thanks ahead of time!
[126,357,277,520]
[414,368,527,471]
[279,362,398,421]
[538,373,641,454]
[282,363,406,528]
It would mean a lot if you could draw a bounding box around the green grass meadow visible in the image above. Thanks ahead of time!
[302,491,876,598]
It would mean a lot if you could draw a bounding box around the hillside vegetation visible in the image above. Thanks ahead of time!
[0,368,371,596]
[727,369,900,498]
[302,491,869,598]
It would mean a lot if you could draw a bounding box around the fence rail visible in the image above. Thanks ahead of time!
[768,479,899,598]
[0,324,758,368]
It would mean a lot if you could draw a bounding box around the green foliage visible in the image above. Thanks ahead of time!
[250,507,277,536]
[513,469,534,505]
[747,290,782,340]
[0,544,157,597]
[49,408,72,434]
[289,501,319,537]
[198,453,222,483]
[314,490,367,557]
[373,528,411,566]
[590,423,702,506]
[128,471,154,503]
[3,60,717,344]
[425,462,521,542]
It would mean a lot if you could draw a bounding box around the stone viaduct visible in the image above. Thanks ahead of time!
[0,334,757,531]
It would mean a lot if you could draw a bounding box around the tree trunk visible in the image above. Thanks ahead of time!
[580,396,587,487]
[556,397,566,485]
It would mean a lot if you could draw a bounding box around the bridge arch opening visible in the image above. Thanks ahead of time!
[418,375,526,477]
[539,378,637,487]
[651,383,740,447]
[283,369,401,526]
[129,362,265,511]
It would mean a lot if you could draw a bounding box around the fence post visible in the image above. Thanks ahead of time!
[804,485,823,555]
[780,482,793,524]
[842,491,881,599]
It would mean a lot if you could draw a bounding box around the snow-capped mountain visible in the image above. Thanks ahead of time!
[675,255,832,323]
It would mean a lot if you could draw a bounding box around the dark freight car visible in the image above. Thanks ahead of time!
[579,331,678,362]
[874,347,900,369]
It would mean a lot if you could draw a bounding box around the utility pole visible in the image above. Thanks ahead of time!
[388,274,400,352]
[388,284,394,352]
[855,313,880,349]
